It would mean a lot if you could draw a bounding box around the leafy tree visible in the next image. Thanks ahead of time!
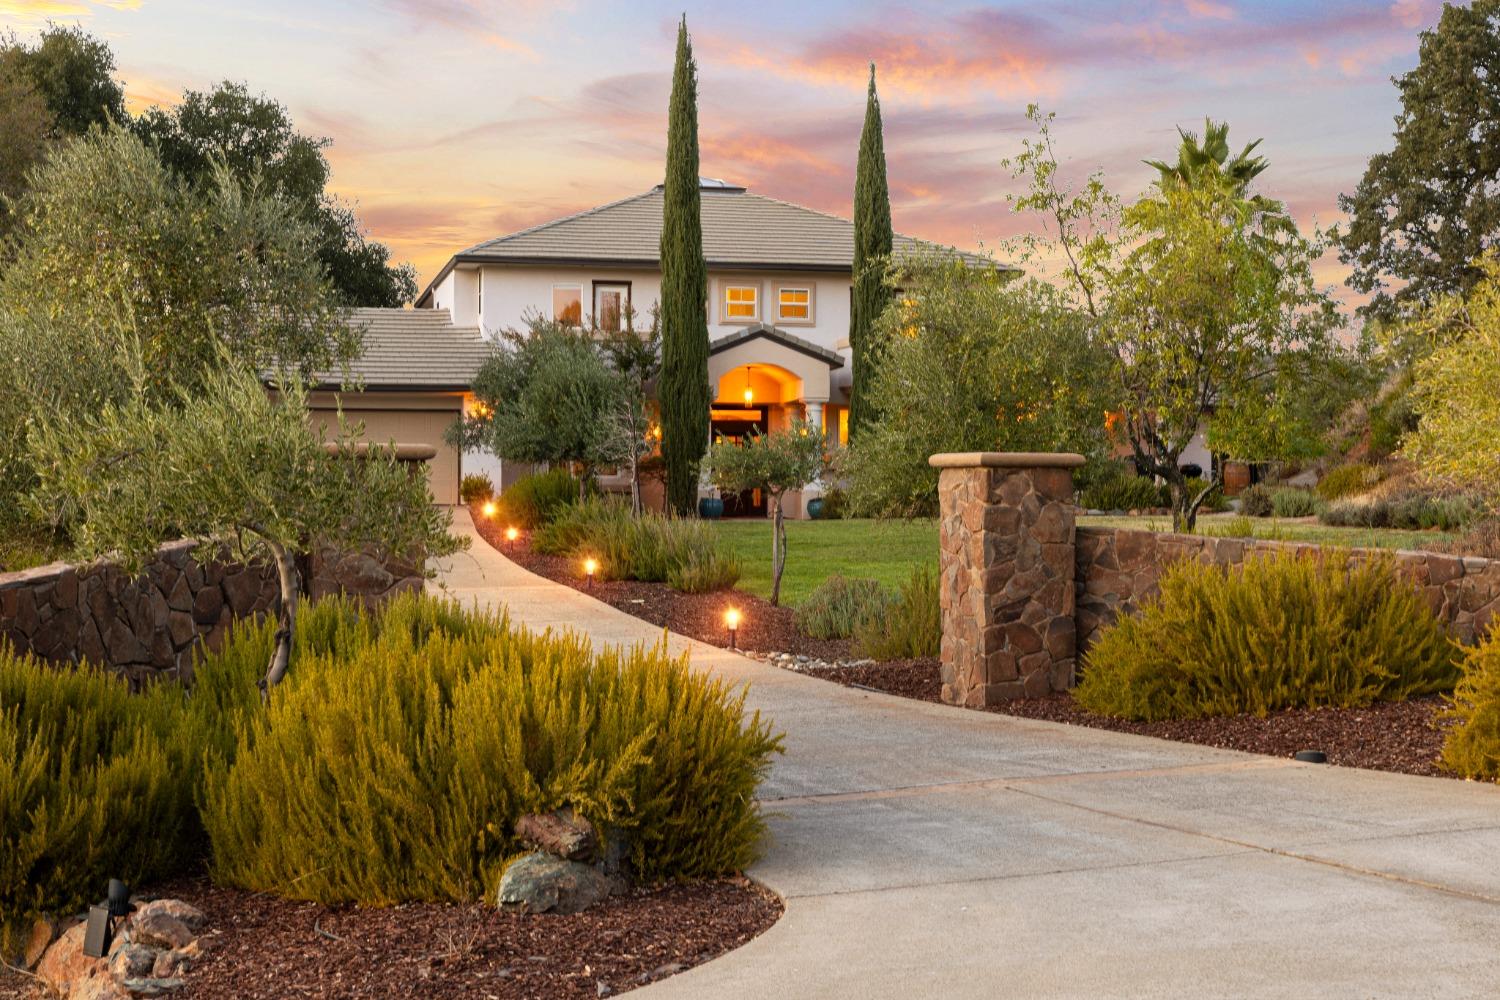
[846,255,1110,518]
[133,81,417,307]
[27,354,461,698]
[848,63,893,439]
[0,61,50,235]
[0,125,356,546]
[600,319,662,514]
[1340,0,1500,321]
[1405,253,1500,502]
[707,423,824,606]
[1005,107,1344,532]
[0,25,124,136]
[456,318,629,500]
[658,16,710,515]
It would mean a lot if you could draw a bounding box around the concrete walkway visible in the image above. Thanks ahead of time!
[433,510,1500,999]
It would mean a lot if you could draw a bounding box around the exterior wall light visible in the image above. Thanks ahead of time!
[725,607,741,649]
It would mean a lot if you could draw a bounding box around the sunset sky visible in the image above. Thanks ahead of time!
[0,0,1445,305]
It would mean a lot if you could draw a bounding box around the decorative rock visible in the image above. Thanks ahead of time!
[221,569,262,617]
[35,922,106,997]
[130,912,194,951]
[109,943,157,981]
[497,852,618,915]
[133,899,206,934]
[515,808,598,862]
[150,942,200,979]
[73,971,131,1000]
[22,915,63,970]
[119,977,186,997]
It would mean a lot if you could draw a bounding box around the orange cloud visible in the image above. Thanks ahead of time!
[0,0,139,21]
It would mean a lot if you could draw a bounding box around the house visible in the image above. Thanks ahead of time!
[332,179,1013,508]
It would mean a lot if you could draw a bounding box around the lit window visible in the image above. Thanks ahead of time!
[723,284,759,321]
[777,286,812,322]
[838,408,849,446]
[553,285,582,326]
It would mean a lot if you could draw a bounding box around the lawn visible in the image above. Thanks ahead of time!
[713,518,938,605]
[1078,513,1461,551]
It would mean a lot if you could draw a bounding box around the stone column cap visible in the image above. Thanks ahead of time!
[928,452,1087,469]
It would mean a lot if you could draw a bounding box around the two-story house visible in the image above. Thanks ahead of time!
[315,179,1010,507]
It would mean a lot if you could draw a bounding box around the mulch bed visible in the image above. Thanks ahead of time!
[4,876,780,1000]
[468,507,1460,780]
[804,658,1456,778]
[469,507,850,661]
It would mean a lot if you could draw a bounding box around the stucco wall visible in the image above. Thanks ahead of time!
[0,543,424,684]
[1075,526,1500,651]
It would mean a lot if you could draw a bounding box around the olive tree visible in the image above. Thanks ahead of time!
[27,354,461,699]
[707,423,823,606]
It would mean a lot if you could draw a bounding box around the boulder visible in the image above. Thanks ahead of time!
[109,943,156,981]
[515,808,597,862]
[118,978,185,997]
[35,922,107,997]
[72,971,131,1000]
[497,852,618,915]
[132,900,206,935]
[130,912,193,951]
[150,942,200,979]
[22,915,64,970]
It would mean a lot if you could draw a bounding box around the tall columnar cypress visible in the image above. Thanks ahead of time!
[659,16,711,515]
[848,63,893,440]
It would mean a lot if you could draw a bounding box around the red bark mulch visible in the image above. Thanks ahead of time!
[4,876,780,1000]
[468,507,1460,780]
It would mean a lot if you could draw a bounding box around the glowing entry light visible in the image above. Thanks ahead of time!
[584,558,599,587]
[743,387,754,405]
[725,607,742,649]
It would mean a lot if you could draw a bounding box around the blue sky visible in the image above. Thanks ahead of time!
[1,0,1446,302]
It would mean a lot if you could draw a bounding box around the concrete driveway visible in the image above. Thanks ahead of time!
[434,510,1500,999]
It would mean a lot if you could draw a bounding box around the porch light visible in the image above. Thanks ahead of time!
[481,500,497,519]
[743,387,754,405]
[725,607,741,649]
[584,558,598,588]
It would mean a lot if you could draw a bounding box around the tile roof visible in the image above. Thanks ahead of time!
[417,184,1015,305]
[709,323,844,368]
[322,308,488,390]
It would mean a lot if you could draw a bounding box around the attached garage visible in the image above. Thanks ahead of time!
[310,308,489,506]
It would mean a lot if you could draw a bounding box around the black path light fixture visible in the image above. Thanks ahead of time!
[725,607,741,650]
[1293,750,1327,763]
[82,879,135,958]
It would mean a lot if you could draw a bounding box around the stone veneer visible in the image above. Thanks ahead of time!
[1075,526,1500,650]
[0,541,424,684]
[932,452,1086,707]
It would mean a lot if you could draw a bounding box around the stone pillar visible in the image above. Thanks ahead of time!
[929,452,1085,707]
[804,399,825,434]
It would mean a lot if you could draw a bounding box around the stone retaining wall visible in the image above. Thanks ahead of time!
[1075,526,1500,650]
[0,542,424,684]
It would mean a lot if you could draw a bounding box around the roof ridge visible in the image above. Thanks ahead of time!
[465,188,661,253]
[733,191,997,265]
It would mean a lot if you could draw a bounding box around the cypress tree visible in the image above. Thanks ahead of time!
[658,16,710,515]
[848,63,893,440]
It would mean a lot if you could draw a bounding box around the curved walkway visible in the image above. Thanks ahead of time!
[433,510,1500,999]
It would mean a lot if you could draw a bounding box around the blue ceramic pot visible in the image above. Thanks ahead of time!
[806,497,825,520]
[698,496,724,520]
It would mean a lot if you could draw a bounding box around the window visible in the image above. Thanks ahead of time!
[553,284,582,326]
[593,281,630,332]
[838,407,849,446]
[776,285,813,323]
[722,283,759,322]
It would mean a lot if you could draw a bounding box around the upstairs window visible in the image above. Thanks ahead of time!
[593,282,630,332]
[722,283,759,322]
[777,285,812,323]
[553,284,582,326]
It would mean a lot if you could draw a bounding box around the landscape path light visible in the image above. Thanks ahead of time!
[505,526,519,552]
[584,557,598,588]
[481,500,497,519]
[725,607,741,650]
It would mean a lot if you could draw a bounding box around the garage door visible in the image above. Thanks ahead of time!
[309,405,462,505]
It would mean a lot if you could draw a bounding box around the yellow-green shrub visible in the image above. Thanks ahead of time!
[795,575,889,640]
[854,566,941,659]
[0,649,197,954]
[199,591,780,905]
[535,498,739,593]
[1440,631,1500,781]
[1077,552,1459,721]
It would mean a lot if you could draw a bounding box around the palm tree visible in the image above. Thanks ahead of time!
[1144,118,1289,232]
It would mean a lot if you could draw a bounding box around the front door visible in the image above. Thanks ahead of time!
[709,404,768,516]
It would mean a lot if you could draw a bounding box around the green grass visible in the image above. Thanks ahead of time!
[712,518,938,605]
[1078,513,1460,552]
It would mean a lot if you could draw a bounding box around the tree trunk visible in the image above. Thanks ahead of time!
[769,494,787,606]
[258,540,300,704]
[629,451,642,515]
